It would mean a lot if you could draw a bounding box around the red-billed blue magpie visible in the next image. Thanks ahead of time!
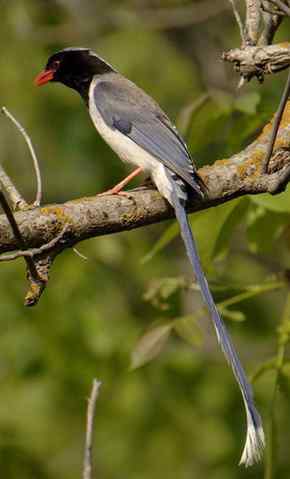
[35,47,265,465]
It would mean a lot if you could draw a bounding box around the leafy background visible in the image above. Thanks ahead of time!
[0,1,290,478]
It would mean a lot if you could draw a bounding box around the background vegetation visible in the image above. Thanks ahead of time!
[0,1,290,478]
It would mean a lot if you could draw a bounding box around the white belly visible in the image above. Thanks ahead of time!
[88,77,175,205]
[88,80,157,172]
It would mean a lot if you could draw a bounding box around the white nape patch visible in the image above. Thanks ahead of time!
[88,51,115,71]
[88,76,175,205]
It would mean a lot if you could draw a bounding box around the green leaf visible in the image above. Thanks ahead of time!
[212,198,249,260]
[220,308,246,322]
[247,207,287,253]
[141,222,179,264]
[235,92,261,115]
[143,276,187,310]
[173,315,203,348]
[218,280,285,310]
[251,185,290,213]
[130,322,172,369]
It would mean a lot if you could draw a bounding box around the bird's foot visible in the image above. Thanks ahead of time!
[97,187,133,198]
[97,168,143,199]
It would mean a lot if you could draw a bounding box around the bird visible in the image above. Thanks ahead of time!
[35,47,265,466]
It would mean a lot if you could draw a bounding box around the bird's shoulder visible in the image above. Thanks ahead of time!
[93,73,190,152]
[93,73,165,116]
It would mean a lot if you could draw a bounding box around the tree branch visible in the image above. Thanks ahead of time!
[224,0,289,81]
[0,189,57,306]
[223,42,290,81]
[0,104,289,264]
[0,224,68,262]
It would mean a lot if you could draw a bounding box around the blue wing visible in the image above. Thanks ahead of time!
[93,78,204,195]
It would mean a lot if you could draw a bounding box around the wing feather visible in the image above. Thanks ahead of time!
[94,78,204,194]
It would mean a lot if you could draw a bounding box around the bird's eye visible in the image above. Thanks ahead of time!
[51,60,61,70]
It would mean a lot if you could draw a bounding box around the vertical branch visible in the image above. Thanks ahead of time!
[263,70,290,172]
[1,107,43,206]
[259,2,283,45]
[83,379,102,479]
[228,0,246,44]
[244,0,262,45]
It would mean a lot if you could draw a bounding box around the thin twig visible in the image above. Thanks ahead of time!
[0,190,40,279]
[73,247,88,261]
[263,69,290,173]
[229,0,246,43]
[83,379,102,479]
[1,107,42,206]
[0,224,68,262]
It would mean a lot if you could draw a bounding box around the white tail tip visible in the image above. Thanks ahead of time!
[239,422,265,467]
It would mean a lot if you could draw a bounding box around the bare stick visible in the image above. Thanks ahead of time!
[1,107,42,206]
[73,247,88,261]
[229,0,246,43]
[0,224,68,262]
[263,69,290,173]
[83,379,102,479]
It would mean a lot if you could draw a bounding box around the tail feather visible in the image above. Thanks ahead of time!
[170,180,265,467]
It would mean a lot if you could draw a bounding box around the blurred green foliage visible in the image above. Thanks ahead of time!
[0,1,290,478]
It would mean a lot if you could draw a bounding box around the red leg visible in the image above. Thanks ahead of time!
[98,167,143,196]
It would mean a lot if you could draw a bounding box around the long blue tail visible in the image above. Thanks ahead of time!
[170,181,265,466]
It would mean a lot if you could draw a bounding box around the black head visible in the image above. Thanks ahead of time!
[34,47,115,102]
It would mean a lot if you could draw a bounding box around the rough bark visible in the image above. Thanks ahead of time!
[1,103,290,257]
